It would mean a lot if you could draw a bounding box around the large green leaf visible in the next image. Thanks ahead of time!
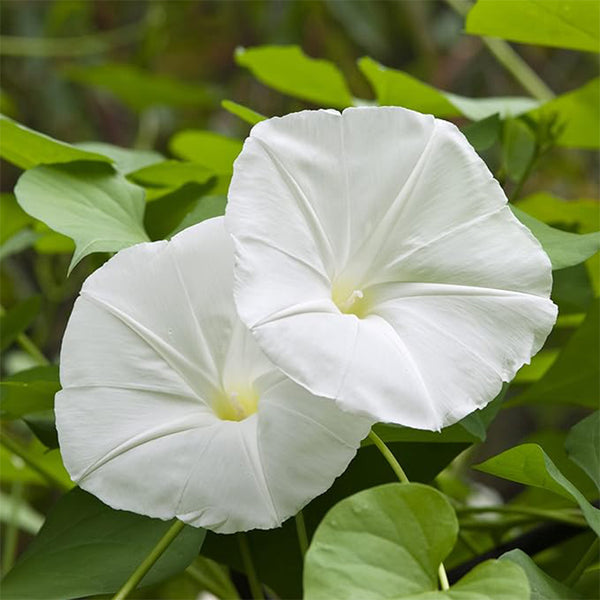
[530,78,600,149]
[169,130,242,174]
[502,118,536,182]
[475,443,600,535]
[0,296,41,352]
[1,488,205,600]
[14,162,149,273]
[203,441,468,598]
[500,550,582,600]
[64,63,213,111]
[304,483,529,600]
[0,116,111,170]
[512,206,600,270]
[513,299,598,408]
[0,365,60,419]
[236,45,353,109]
[565,412,600,492]
[466,0,599,53]
[358,57,538,120]
[169,195,227,237]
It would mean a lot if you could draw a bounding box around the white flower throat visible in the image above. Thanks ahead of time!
[213,385,259,421]
[332,281,370,318]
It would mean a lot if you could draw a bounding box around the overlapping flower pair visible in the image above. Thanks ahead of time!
[56,107,557,533]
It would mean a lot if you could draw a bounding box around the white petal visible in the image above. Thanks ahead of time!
[227,107,557,430]
[57,216,369,533]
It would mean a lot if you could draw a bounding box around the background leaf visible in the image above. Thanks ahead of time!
[0,365,60,419]
[14,162,149,273]
[0,116,111,170]
[466,0,600,53]
[236,45,353,108]
[1,488,206,600]
[565,412,600,491]
[169,130,242,174]
[512,206,600,270]
[500,549,583,600]
[475,443,600,535]
[221,100,266,126]
[0,297,41,352]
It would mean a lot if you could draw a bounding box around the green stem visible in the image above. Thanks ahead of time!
[0,304,49,366]
[457,505,585,527]
[369,430,450,590]
[445,0,555,102]
[238,533,264,600]
[295,510,309,558]
[368,430,409,483]
[564,537,599,587]
[0,431,69,490]
[2,481,23,574]
[112,520,186,600]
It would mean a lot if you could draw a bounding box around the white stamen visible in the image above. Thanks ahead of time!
[340,289,364,312]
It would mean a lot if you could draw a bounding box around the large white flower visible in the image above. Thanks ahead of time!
[55,217,371,534]
[226,107,557,431]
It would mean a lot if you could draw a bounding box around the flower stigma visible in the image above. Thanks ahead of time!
[213,385,259,421]
[332,281,370,318]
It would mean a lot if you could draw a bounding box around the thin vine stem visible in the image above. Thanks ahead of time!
[112,520,186,600]
[1,481,23,574]
[367,430,409,483]
[368,429,450,591]
[295,510,309,558]
[238,532,264,600]
[456,504,586,527]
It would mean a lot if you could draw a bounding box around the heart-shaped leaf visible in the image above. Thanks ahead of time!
[565,411,600,491]
[304,482,529,599]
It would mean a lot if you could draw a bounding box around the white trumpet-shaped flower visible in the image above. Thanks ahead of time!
[226,107,557,431]
[56,217,371,533]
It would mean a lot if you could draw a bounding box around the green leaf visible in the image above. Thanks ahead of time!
[169,130,242,174]
[0,365,60,419]
[462,113,501,151]
[185,556,240,600]
[0,446,46,486]
[1,488,206,600]
[0,297,41,352]
[203,442,468,599]
[514,299,598,408]
[530,78,600,149]
[516,193,600,233]
[0,193,33,244]
[144,182,217,241]
[221,99,266,126]
[75,142,163,174]
[466,0,600,53]
[15,162,149,273]
[513,349,559,384]
[169,195,227,237]
[358,57,539,120]
[129,160,215,188]
[0,115,111,170]
[512,206,600,270]
[503,118,536,182]
[565,412,600,492]
[64,63,213,112]
[236,45,353,109]
[475,443,600,535]
[501,549,583,600]
[304,483,529,600]
[0,229,39,261]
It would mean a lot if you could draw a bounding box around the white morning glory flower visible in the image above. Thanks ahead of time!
[55,217,371,533]
[225,107,557,431]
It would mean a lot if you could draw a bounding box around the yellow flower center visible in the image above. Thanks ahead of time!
[332,281,370,318]
[213,386,259,421]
